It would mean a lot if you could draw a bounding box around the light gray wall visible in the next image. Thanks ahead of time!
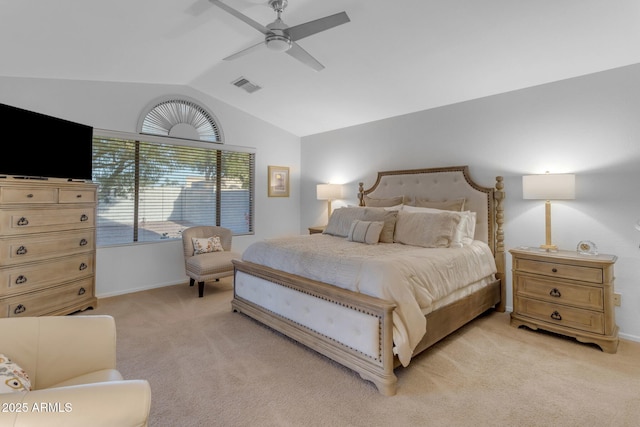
[0,77,301,297]
[301,64,640,342]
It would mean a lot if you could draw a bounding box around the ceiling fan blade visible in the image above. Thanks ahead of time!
[286,42,324,71]
[286,11,350,41]
[209,0,269,35]
[223,41,266,61]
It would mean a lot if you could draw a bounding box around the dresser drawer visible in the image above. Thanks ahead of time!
[2,278,95,318]
[0,253,95,296]
[514,296,605,334]
[514,258,603,284]
[0,230,94,266]
[0,186,57,204]
[0,206,95,235]
[515,275,604,311]
[59,188,97,204]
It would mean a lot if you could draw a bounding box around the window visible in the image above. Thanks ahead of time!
[92,131,255,246]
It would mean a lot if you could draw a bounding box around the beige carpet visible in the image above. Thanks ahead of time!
[89,278,640,427]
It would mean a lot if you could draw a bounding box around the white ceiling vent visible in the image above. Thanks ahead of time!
[232,77,262,94]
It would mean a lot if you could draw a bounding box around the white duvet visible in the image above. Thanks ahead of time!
[241,234,497,366]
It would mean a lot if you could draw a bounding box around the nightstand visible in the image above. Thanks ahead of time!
[308,226,325,235]
[510,247,618,353]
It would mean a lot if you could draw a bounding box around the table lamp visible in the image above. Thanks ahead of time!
[317,184,343,221]
[522,172,575,251]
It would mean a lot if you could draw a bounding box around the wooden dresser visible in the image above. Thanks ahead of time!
[510,247,618,353]
[0,179,97,317]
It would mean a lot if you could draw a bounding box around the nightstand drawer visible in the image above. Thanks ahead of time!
[515,258,603,284]
[515,296,604,334]
[515,275,603,311]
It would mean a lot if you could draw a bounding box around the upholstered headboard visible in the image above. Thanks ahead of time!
[358,166,504,256]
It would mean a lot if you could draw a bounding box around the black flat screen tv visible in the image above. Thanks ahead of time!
[0,103,93,181]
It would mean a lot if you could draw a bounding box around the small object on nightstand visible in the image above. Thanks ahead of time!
[510,247,618,353]
[308,226,325,235]
[577,240,598,255]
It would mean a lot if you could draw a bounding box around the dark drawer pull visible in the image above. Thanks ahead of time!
[550,311,562,321]
[17,217,29,226]
[15,275,27,285]
[26,194,34,198]
[551,268,558,273]
[79,263,88,271]
[80,214,89,222]
[76,194,83,198]
[78,287,86,296]
[14,304,26,315]
[79,238,88,246]
[549,288,561,298]
[16,246,28,255]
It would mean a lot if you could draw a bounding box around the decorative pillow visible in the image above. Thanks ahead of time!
[347,220,384,244]
[362,208,398,243]
[192,236,224,255]
[394,210,462,248]
[414,198,466,211]
[0,354,31,393]
[363,195,404,207]
[324,207,367,237]
[402,205,476,247]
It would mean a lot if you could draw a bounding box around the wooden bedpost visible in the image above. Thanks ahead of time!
[358,182,365,206]
[494,176,506,312]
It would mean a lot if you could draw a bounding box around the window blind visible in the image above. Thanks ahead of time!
[92,132,255,246]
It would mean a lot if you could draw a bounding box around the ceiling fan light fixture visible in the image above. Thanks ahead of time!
[265,34,291,52]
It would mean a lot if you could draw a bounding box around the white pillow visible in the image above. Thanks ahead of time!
[402,205,476,247]
[413,198,466,211]
[347,220,384,244]
[394,210,462,248]
[0,354,31,393]
[192,236,224,255]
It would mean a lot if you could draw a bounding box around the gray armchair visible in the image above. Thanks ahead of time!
[181,226,240,297]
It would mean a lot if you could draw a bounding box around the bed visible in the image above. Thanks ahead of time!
[232,166,506,395]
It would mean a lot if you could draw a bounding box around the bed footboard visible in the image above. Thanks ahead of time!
[232,259,398,396]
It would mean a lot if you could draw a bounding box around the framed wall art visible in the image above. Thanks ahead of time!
[268,166,289,197]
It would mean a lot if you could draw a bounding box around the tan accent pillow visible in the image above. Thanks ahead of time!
[363,195,404,207]
[402,205,476,247]
[192,236,224,255]
[0,354,31,393]
[414,198,465,211]
[347,220,384,244]
[324,207,367,237]
[394,210,462,248]
[362,208,398,243]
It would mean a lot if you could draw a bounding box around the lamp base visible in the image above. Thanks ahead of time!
[540,243,558,252]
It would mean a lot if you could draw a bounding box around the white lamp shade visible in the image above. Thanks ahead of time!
[317,184,343,200]
[522,174,575,200]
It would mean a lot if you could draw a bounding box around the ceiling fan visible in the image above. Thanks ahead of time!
[210,0,350,71]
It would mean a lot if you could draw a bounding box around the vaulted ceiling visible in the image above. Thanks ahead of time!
[2,0,640,136]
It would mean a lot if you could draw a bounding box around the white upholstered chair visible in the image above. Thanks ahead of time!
[0,315,151,427]
[181,226,240,297]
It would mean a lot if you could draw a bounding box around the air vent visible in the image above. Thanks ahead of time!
[231,77,262,94]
